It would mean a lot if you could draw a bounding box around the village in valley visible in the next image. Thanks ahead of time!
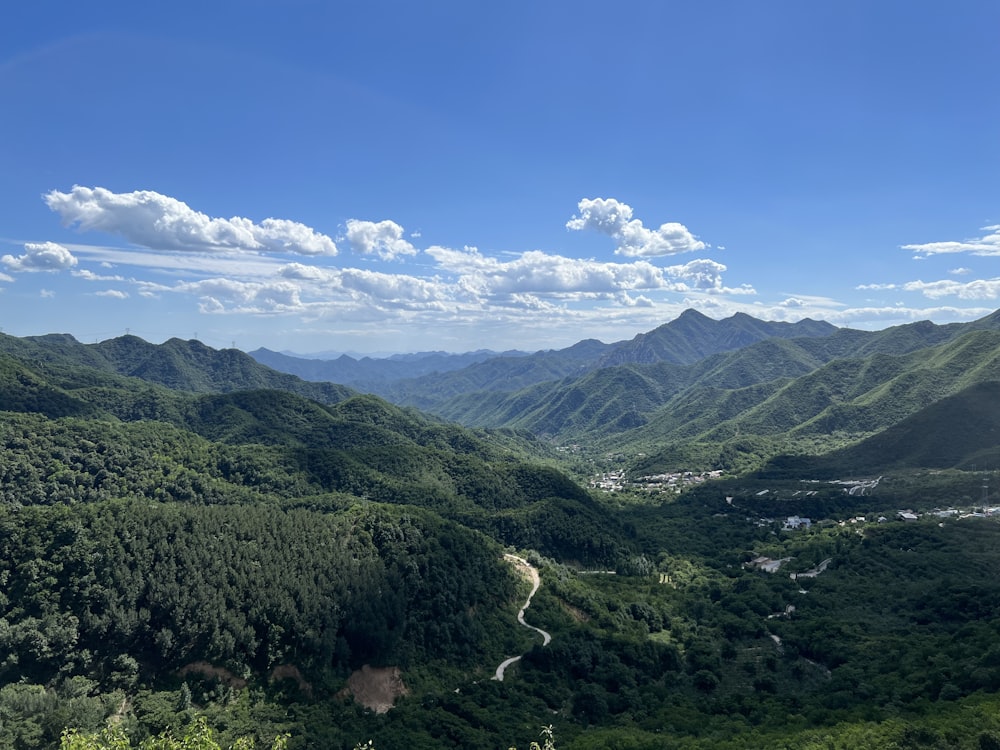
[590,468,724,494]
[590,466,1000,539]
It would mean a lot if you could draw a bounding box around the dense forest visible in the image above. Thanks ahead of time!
[2,320,1000,748]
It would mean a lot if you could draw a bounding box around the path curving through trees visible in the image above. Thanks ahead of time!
[493,553,551,681]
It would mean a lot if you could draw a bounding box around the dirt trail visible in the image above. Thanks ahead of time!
[493,554,551,681]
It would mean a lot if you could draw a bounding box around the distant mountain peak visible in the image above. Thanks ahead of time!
[677,308,712,321]
[597,310,838,368]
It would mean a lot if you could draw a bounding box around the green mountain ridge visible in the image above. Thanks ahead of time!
[595,309,837,367]
[419,312,1000,476]
[260,309,839,410]
[4,317,1000,748]
[759,380,1000,477]
[0,332,356,406]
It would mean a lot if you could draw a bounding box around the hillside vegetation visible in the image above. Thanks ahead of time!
[3,313,1000,748]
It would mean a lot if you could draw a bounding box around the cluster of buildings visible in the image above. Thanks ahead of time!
[590,469,724,494]
[896,507,1000,521]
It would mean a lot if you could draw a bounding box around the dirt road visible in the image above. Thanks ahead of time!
[493,554,551,681]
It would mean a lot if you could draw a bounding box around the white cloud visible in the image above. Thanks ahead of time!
[779,297,807,308]
[619,292,654,307]
[337,267,444,304]
[24,189,799,348]
[663,259,754,294]
[95,289,129,299]
[901,224,1000,257]
[135,280,170,298]
[566,197,706,257]
[45,186,338,256]
[902,278,1000,300]
[424,245,737,300]
[2,241,78,272]
[277,263,449,307]
[74,268,125,282]
[176,278,304,313]
[505,293,562,312]
[949,267,971,275]
[855,283,897,290]
[344,219,417,260]
[0,272,13,283]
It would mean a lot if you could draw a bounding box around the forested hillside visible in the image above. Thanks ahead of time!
[4,325,1000,748]
[0,333,356,405]
[414,312,1000,477]
[251,310,999,437]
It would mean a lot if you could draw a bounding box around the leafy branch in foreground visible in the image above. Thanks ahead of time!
[60,716,288,750]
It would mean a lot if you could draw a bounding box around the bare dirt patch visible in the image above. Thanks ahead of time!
[269,664,313,698]
[340,665,409,713]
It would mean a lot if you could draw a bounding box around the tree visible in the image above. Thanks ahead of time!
[60,716,288,750]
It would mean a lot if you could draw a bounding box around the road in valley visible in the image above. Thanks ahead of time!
[493,554,551,681]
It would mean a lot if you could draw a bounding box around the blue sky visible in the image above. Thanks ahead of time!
[2,1,999,354]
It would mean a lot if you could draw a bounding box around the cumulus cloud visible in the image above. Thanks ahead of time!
[901,224,1000,257]
[663,259,743,293]
[337,267,443,303]
[949,267,971,275]
[566,197,706,257]
[27,187,776,347]
[423,245,753,302]
[619,292,654,307]
[45,186,338,256]
[779,297,807,308]
[2,241,78,272]
[277,263,447,305]
[429,245,668,298]
[344,219,417,260]
[176,278,304,312]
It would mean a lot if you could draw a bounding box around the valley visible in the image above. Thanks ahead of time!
[2,309,1000,748]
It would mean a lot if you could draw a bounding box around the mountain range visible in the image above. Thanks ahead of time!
[248,308,1000,473]
[6,307,999,475]
[4,309,1000,746]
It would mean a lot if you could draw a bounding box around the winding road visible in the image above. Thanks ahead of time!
[493,554,551,681]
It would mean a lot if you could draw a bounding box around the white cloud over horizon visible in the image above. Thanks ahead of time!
[14,186,999,352]
[902,224,1000,257]
[902,278,1000,300]
[344,219,417,260]
[2,241,78,272]
[30,185,755,330]
[566,197,707,257]
[45,186,338,256]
